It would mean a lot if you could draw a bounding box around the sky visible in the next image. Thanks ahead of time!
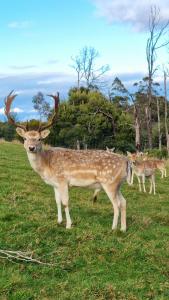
[0,0,169,120]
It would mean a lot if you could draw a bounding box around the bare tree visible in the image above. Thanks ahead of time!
[71,47,109,89]
[71,56,84,89]
[134,105,141,151]
[146,6,169,149]
[156,96,162,150]
[163,70,169,153]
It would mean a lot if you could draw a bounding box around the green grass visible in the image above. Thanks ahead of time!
[0,141,169,300]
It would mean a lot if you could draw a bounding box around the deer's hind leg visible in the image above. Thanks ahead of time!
[92,188,101,203]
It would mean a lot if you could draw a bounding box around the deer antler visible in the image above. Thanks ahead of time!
[39,92,59,132]
[4,91,27,130]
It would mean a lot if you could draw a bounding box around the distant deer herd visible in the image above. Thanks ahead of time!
[3,91,167,232]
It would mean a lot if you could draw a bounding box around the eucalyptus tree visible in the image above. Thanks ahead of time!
[71,46,110,89]
[146,6,169,148]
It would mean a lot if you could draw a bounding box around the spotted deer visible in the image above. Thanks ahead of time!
[5,91,131,232]
[127,152,156,195]
[141,153,167,179]
[133,151,167,179]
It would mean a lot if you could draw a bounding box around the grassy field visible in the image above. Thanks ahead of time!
[0,141,169,300]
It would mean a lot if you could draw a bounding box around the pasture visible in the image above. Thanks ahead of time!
[0,141,169,300]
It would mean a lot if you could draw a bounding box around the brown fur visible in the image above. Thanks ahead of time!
[16,129,129,231]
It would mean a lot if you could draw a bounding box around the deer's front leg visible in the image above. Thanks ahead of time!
[59,182,72,229]
[130,169,134,185]
[54,188,62,224]
[137,176,142,192]
[102,183,119,231]
[142,175,146,193]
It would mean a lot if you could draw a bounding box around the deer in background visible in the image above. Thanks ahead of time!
[141,153,167,179]
[127,152,156,195]
[5,91,131,232]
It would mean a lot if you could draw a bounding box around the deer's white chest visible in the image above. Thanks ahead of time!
[40,171,58,187]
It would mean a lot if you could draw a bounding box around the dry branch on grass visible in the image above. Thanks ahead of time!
[0,249,55,266]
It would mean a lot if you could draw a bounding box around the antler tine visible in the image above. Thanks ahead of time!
[39,92,60,132]
[4,91,27,130]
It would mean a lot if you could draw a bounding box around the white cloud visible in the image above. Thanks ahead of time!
[8,21,32,29]
[92,0,169,31]
[10,65,37,70]
[37,73,75,85]
[46,59,59,65]
[0,107,24,115]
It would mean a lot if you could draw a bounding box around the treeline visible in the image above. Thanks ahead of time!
[1,82,169,155]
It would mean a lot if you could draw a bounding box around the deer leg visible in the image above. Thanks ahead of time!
[137,176,142,192]
[161,169,164,179]
[117,191,126,232]
[59,183,72,229]
[152,174,156,195]
[131,169,134,185]
[102,183,119,231]
[92,188,101,203]
[54,188,62,224]
[164,168,167,177]
[149,177,152,194]
[142,175,146,193]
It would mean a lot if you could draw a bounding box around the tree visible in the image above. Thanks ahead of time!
[32,92,50,121]
[71,55,84,89]
[110,77,141,151]
[146,6,169,149]
[71,47,110,89]
[163,70,169,153]
[134,77,161,149]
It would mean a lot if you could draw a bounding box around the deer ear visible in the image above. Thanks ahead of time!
[40,129,50,139]
[127,151,131,156]
[16,127,26,138]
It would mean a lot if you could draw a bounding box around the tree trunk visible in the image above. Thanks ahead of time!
[83,137,87,150]
[145,105,152,149]
[134,105,141,151]
[164,71,169,154]
[147,83,153,149]
[157,97,162,150]
[76,140,80,150]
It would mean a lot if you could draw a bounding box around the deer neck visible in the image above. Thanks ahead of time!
[26,151,44,174]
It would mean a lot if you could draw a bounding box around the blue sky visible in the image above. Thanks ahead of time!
[0,0,169,120]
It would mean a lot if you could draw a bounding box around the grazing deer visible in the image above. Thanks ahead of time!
[154,160,167,178]
[5,91,131,231]
[127,152,156,195]
[141,153,167,179]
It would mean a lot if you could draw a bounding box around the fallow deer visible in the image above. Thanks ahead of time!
[141,153,167,179]
[5,91,131,231]
[127,152,156,195]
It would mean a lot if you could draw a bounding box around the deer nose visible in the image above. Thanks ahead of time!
[29,146,35,152]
